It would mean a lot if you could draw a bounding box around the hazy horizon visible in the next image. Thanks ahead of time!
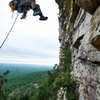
[0,60,55,66]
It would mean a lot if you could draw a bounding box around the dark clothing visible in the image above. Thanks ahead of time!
[10,0,48,20]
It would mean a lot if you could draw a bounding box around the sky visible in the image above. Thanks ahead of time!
[0,0,59,65]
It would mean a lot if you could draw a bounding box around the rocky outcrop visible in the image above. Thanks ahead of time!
[56,0,100,100]
[57,87,67,100]
[89,6,100,50]
[75,0,100,14]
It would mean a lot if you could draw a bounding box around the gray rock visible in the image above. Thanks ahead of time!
[57,0,100,100]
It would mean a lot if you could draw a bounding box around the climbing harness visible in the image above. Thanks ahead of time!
[0,13,19,48]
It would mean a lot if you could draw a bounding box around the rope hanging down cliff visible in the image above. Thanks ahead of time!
[0,13,19,48]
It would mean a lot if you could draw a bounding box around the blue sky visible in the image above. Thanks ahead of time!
[0,0,59,65]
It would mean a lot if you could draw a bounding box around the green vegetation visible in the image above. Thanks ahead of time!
[3,71,48,94]
[27,46,79,100]
[0,70,10,100]
[0,47,79,100]
[0,64,51,100]
[7,71,49,100]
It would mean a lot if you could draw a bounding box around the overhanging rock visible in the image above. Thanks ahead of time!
[75,0,100,14]
[89,6,100,50]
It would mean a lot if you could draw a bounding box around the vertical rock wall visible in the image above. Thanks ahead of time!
[56,0,100,100]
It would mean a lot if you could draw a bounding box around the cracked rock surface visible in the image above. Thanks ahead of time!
[56,0,100,100]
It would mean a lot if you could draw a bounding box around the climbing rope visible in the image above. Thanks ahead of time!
[0,13,19,48]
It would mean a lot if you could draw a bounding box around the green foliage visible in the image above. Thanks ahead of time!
[60,46,72,71]
[0,70,10,100]
[4,70,49,100]
[0,64,51,94]
[29,67,78,100]
[3,71,48,94]
[29,47,79,100]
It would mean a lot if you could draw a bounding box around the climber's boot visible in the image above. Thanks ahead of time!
[33,4,48,21]
[21,12,27,19]
[39,15,48,21]
[39,12,48,21]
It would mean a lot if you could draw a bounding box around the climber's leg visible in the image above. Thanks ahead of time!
[17,5,23,13]
[21,11,27,19]
[33,4,48,20]
[33,4,41,16]
[31,0,36,9]
[20,5,27,19]
[31,0,40,16]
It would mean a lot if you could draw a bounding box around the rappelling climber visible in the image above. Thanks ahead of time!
[9,0,48,20]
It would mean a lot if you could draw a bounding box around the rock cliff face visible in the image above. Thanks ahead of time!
[56,0,100,100]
